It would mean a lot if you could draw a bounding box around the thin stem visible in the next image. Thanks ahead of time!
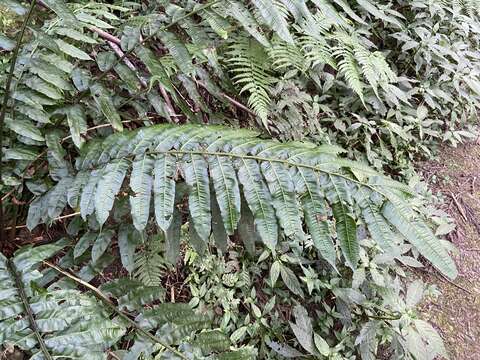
[0,0,37,247]
[8,258,53,360]
[43,261,189,359]
[74,0,221,103]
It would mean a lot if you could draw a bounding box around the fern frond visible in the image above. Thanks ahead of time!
[227,36,273,127]
[27,125,457,279]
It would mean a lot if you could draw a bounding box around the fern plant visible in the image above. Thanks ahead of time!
[25,124,456,279]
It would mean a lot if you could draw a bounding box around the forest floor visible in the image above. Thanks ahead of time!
[418,142,480,359]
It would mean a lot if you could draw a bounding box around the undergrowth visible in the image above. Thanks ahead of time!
[1,0,478,359]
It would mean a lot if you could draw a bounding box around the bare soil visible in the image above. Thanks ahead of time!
[419,143,480,359]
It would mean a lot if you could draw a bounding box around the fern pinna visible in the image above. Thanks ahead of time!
[26,125,457,279]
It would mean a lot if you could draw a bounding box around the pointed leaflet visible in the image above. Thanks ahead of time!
[129,155,154,231]
[65,105,87,149]
[329,176,359,268]
[47,176,72,219]
[208,155,241,235]
[382,196,457,279]
[356,187,396,252]
[237,158,278,250]
[153,154,176,231]
[293,166,336,268]
[5,117,44,142]
[237,196,259,256]
[261,160,305,241]
[165,208,182,265]
[92,230,114,263]
[211,188,228,252]
[77,169,103,220]
[90,83,123,132]
[118,224,139,273]
[74,232,96,259]
[183,154,211,242]
[94,160,129,227]
[55,39,92,60]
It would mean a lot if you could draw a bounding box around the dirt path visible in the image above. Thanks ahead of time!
[419,143,480,359]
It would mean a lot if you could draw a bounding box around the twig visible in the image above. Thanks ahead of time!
[8,258,53,360]
[196,81,255,116]
[43,261,188,359]
[3,212,80,231]
[88,27,177,117]
[0,0,37,247]
[450,192,468,222]
[436,272,475,296]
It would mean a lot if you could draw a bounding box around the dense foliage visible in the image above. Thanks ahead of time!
[1,0,478,359]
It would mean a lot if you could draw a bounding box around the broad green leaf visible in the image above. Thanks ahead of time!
[209,155,241,235]
[237,159,278,250]
[130,155,154,231]
[153,154,176,231]
[90,83,123,131]
[95,160,129,226]
[92,230,113,263]
[382,197,457,279]
[261,160,305,241]
[118,224,138,273]
[183,154,211,242]
[41,0,78,27]
[294,167,336,268]
[74,231,97,258]
[55,39,92,60]
[65,105,88,149]
[5,118,44,142]
[0,33,14,51]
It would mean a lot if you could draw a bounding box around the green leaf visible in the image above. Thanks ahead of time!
[382,197,457,279]
[130,155,154,231]
[261,159,304,241]
[65,105,88,149]
[293,166,336,268]
[118,224,138,273]
[5,117,44,142]
[74,231,96,258]
[289,305,315,354]
[183,154,211,242]
[90,83,123,132]
[209,155,241,235]
[251,0,293,43]
[237,158,278,250]
[92,230,113,263]
[24,76,62,100]
[94,160,129,226]
[237,197,259,256]
[211,189,228,252]
[280,264,304,297]
[159,30,195,75]
[55,39,92,60]
[0,33,14,51]
[153,154,176,232]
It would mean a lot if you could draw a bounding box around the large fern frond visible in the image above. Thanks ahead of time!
[27,125,457,279]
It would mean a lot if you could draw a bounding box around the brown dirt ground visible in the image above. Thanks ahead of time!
[418,143,480,360]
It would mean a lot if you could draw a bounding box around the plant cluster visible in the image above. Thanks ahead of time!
[0,0,476,359]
